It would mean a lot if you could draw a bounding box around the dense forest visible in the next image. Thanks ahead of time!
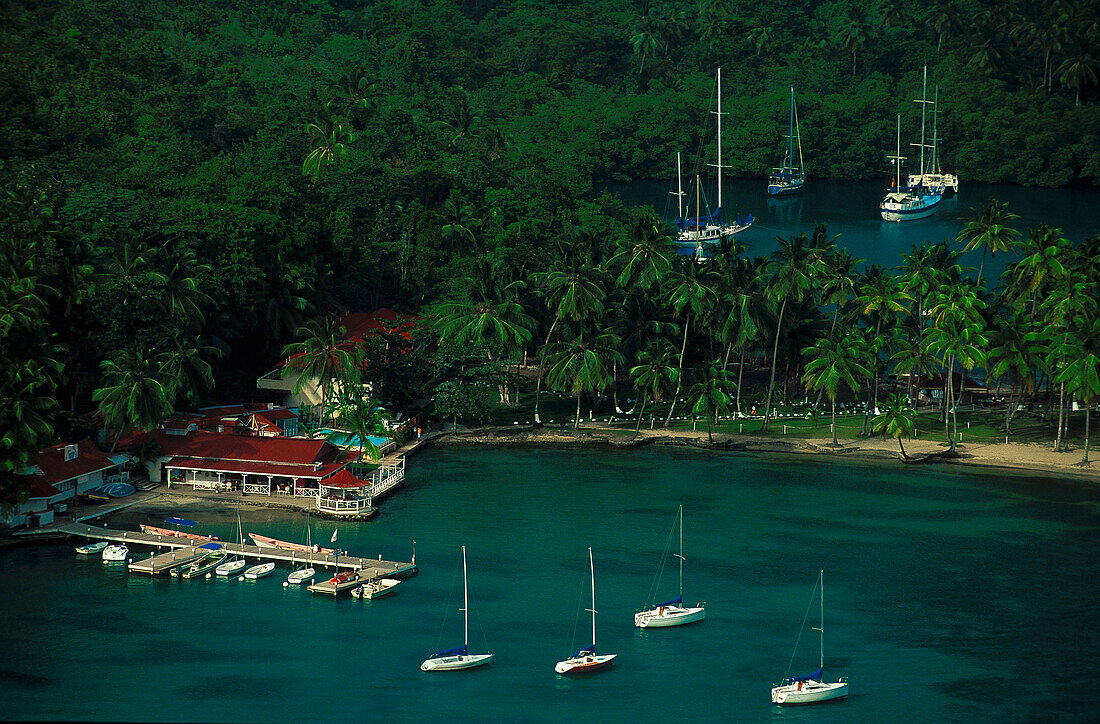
[2,0,1100,501]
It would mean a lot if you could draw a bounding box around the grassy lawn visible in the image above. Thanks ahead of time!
[471,378,1092,450]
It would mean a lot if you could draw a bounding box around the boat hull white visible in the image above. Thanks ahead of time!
[243,563,275,579]
[216,558,247,576]
[102,545,128,562]
[554,653,616,674]
[352,578,400,599]
[771,680,849,705]
[420,653,494,672]
[76,541,108,555]
[182,552,227,579]
[634,605,705,628]
[287,567,316,585]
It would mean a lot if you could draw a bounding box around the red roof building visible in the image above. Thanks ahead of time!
[2,439,123,529]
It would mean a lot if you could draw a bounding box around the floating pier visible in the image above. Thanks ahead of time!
[58,522,416,578]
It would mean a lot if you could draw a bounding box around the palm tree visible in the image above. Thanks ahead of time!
[836,8,870,75]
[438,192,482,254]
[687,361,735,442]
[532,266,607,423]
[302,119,353,180]
[1057,49,1098,105]
[873,392,917,460]
[925,283,988,450]
[968,39,1004,76]
[630,13,663,75]
[930,0,959,51]
[762,233,821,431]
[664,260,717,426]
[610,215,676,292]
[264,253,310,344]
[1009,225,1068,316]
[93,345,175,452]
[889,329,941,403]
[156,247,213,331]
[746,18,774,56]
[1042,279,1097,452]
[855,272,910,429]
[630,343,679,436]
[957,197,1021,287]
[1053,314,1100,464]
[715,256,770,416]
[545,331,623,429]
[987,312,1043,433]
[802,333,872,446]
[335,393,389,462]
[156,333,217,407]
[281,318,363,429]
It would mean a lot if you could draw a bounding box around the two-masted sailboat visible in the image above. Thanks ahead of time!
[673,68,753,252]
[880,67,943,221]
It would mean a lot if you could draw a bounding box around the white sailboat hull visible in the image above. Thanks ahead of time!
[243,562,275,579]
[771,680,849,704]
[287,567,315,585]
[554,653,616,674]
[634,604,705,628]
[420,653,494,671]
[216,558,247,576]
[352,578,400,599]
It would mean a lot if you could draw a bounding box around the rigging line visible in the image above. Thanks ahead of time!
[432,551,461,652]
[468,574,491,653]
[645,510,679,607]
[782,574,821,682]
[567,554,587,654]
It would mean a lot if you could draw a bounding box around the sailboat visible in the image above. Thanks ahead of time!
[771,570,849,705]
[880,66,943,221]
[286,511,316,585]
[420,546,494,671]
[215,499,247,577]
[674,68,753,249]
[554,547,616,674]
[634,505,705,628]
[906,85,959,195]
[767,87,805,196]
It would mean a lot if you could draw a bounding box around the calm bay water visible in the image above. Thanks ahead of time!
[607,178,1100,275]
[2,446,1099,722]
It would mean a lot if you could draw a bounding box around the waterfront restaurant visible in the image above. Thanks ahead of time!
[147,430,403,512]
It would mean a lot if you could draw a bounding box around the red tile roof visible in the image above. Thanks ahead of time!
[163,452,355,480]
[319,468,370,489]
[32,439,116,485]
[254,408,297,422]
[338,308,421,341]
[155,431,340,465]
[26,474,62,499]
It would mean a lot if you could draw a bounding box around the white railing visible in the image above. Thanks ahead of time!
[105,471,130,484]
[295,488,320,498]
[192,480,220,490]
[244,483,270,495]
[317,498,370,513]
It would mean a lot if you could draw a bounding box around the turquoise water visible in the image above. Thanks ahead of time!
[607,179,1100,275]
[2,446,1099,722]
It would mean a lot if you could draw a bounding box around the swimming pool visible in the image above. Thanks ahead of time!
[314,428,390,449]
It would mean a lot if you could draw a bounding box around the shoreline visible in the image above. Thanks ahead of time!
[431,425,1100,483]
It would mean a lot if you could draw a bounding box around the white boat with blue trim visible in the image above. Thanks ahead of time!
[771,570,849,705]
[421,546,493,672]
[555,547,615,674]
[635,505,704,628]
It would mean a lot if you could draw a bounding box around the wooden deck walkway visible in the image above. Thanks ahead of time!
[58,522,417,578]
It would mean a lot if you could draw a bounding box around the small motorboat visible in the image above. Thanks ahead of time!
[215,558,247,577]
[104,482,135,498]
[182,548,227,579]
[351,578,401,599]
[287,567,316,585]
[243,562,275,579]
[102,544,129,562]
[76,541,108,555]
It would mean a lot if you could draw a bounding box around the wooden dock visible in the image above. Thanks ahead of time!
[58,522,417,578]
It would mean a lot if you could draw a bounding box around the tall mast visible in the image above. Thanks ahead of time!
[462,545,469,649]
[677,505,684,595]
[787,86,795,174]
[931,86,939,172]
[695,175,701,232]
[588,547,596,647]
[674,152,684,221]
[887,115,906,188]
[717,68,722,212]
[912,65,934,177]
[819,570,824,670]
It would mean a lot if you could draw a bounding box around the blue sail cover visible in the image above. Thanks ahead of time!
[786,667,823,683]
[677,207,722,231]
[198,542,223,550]
[165,517,197,527]
[657,594,683,607]
[571,644,596,659]
[429,645,466,658]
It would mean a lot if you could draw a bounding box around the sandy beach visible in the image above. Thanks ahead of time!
[434,425,1100,483]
